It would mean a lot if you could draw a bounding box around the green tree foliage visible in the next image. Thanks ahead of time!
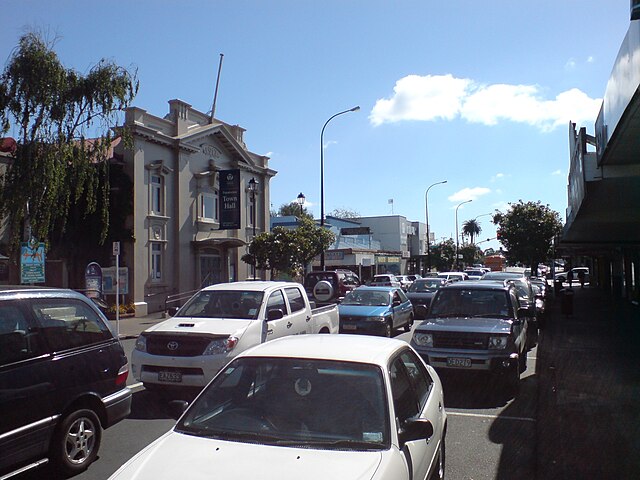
[0,32,138,252]
[429,239,456,272]
[492,200,563,274]
[242,217,335,278]
[328,207,360,219]
[462,219,481,244]
[274,202,313,219]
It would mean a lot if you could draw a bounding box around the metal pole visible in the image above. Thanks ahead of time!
[252,189,256,279]
[455,200,472,270]
[320,106,360,270]
[425,180,447,273]
[210,53,224,123]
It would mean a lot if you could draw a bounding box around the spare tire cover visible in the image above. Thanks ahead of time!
[313,280,334,302]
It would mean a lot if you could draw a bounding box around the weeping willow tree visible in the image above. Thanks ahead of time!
[0,32,138,257]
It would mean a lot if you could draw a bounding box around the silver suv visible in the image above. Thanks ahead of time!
[410,281,529,394]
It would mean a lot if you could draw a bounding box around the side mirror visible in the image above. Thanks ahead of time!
[167,400,189,420]
[167,306,179,317]
[399,417,434,445]
[414,305,428,320]
[267,309,284,321]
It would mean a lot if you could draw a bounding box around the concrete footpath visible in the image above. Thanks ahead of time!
[536,285,640,479]
[110,285,640,478]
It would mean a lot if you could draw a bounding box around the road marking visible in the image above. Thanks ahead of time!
[447,410,536,423]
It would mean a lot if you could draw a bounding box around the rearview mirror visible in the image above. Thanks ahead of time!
[267,309,284,321]
[399,417,434,446]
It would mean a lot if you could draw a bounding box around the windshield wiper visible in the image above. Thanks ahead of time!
[302,439,383,450]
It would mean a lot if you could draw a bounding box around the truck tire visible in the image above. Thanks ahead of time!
[313,280,334,303]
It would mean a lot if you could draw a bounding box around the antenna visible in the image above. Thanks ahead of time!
[210,53,224,123]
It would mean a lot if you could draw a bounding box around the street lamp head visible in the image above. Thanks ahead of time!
[296,192,305,206]
[248,177,258,191]
[349,106,360,112]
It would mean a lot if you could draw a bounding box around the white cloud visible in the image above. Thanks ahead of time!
[491,173,507,182]
[370,74,602,132]
[448,187,491,204]
[587,56,595,63]
[564,58,577,70]
[492,201,511,212]
[551,169,564,176]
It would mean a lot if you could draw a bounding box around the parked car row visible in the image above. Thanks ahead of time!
[4,282,448,480]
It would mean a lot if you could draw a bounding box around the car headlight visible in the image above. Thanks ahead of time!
[203,336,239,355]
[366,316,388,322]
[413,332,433,347]
[134,335,147,352]
[488,336,508,350]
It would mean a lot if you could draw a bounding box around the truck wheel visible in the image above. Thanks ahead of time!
[50,408,102,476]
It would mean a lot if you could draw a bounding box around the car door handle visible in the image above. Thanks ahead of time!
[287,322,293,329]
[306,316,311,322]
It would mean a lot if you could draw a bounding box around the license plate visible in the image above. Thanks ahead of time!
[447,357,472,368]
[158,371,182,383]
[342,324,357,331]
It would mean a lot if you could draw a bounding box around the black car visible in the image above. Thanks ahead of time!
[0,287,131,478]
[406,277,448,317]
[304,270,361,305]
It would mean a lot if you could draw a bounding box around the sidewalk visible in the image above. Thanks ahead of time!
[536,284,640,479]
[109,312,167,339]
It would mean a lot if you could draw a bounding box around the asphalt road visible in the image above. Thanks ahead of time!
[23,335,539,479]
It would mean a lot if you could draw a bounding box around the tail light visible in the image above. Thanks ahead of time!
[116,363,129,386]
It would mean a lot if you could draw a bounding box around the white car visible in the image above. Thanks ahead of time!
[109,335,447,480]
[369,274,402,288]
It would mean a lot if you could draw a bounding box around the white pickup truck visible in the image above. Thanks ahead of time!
[131,281,339,390]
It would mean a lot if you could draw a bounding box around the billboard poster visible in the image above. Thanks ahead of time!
[102,267,129,295]
[219,169,241,230]
[21,241,46,284]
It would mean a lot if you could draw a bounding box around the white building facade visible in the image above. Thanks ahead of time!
[118,99,275,313]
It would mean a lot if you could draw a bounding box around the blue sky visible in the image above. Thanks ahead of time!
[0,1,632,252]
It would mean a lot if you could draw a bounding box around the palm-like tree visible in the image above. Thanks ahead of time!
[462,219,482,244]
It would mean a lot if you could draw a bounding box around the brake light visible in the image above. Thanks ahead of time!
[116,363,129,386]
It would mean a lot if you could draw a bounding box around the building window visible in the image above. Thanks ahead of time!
[150,174,164,215]
[151,242,162,281]
[199,191,219,222]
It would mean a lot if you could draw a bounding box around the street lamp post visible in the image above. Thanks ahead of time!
[455,199,472,270]
[425,180,447,273]
[296,192,305,218]
[248,177,258,279]
[320,106,360,270]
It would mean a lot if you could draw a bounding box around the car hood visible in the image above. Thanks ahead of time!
[109,431,383,480]
[406,292,436,300]
[142,316,254,336]
[416,316,513,335]
[338,305,390,317]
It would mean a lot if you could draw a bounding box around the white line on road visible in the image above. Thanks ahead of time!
[447,410,537,423]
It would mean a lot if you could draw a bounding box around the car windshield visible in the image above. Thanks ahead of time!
[408,279,443,292]
[176,357,389,450]
[341,290,390,306]
[178,290,264,319]
[430,289,512,318]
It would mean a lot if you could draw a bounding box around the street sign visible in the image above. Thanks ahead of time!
[20,242,45,284]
